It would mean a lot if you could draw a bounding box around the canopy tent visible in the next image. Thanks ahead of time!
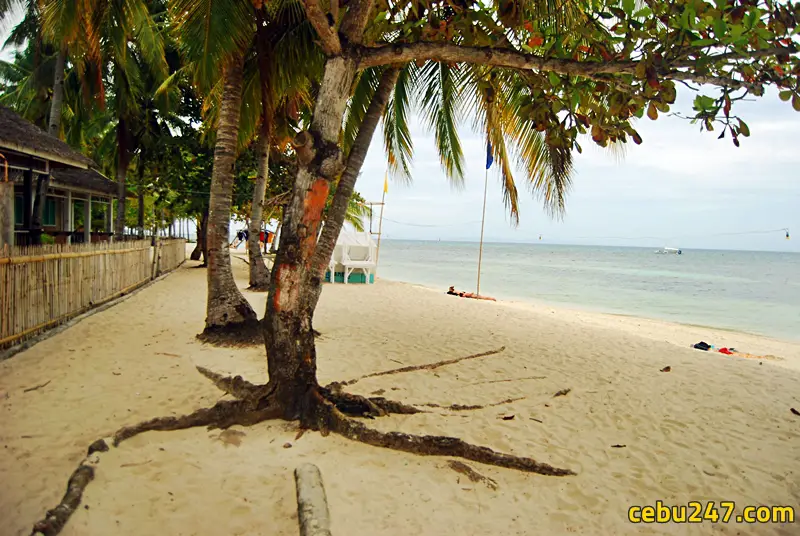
[326,227,376,284]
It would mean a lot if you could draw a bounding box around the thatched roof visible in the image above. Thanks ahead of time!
[51,168,132,197]
[0,106,95,169]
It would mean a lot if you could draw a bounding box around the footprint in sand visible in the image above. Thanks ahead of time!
[216,429,247,447]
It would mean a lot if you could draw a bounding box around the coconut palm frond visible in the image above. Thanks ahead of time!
[383,62,414,182]
[343,66,381,156]
[345,195,371,232]
[168,0,254,93]
[417,61,466,185]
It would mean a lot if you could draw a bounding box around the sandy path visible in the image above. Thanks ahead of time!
[1,256,798,535]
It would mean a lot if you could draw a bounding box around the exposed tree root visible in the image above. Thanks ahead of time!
[321,386,424,417]
[422,396,526,411]
[33,353,574,535]
[447,460,498,490]
[196,319,264,347]
[196,366,267,401]
[31,464,95,536]
[467,375,546,386]
[317,398,574,476]
[336,346,506,387]
[113,399,280,447]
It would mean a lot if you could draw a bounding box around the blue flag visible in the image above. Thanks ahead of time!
[486,141,493,169]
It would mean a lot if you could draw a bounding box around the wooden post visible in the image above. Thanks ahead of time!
[22,169,33,232]
[107,199,114,242]
[0,181,14,248]
[65,191,73,244]
[294,464,332,536]
[83,196,91,243]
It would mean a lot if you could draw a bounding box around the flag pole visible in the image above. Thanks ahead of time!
[476,165,489,296]
[375,172,388,276]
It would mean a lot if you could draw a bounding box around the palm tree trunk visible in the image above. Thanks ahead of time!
[137,189,145,238]
[190,209,208,262]
[311,66,400,294]
[246,120,272,290]
[264,56,358,416]
[29,46,70,245]
[114,119,130,238]
[269,217,281,253]
[48,46,67,137]
[203,55,258,336]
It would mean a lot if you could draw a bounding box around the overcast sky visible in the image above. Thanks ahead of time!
[3,18,797,252]
[357,90,799,252]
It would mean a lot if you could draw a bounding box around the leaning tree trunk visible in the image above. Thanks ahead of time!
[114,120,130,239]
[246,122,272,290]
[269,217,281,254]
[29,46,69,245]
[310,66,400,309]
[202,56,259,339]
[137,165,146,238]
[48,46,67,137]
[191,209,208,262]
[264,56,358,416]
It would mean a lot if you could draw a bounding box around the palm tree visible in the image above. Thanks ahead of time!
[166,0,260,339]
[244,1,320,290]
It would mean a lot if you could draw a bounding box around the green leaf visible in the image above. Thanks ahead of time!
[548,71,560,87]
[779,90,792,102]
[633,7,652,18]
[691,38,717,46]
[647,102,658,120]
[571,91,580,112]
[622,0,635,17]
[693,95,715,111]
[738,119,750,137]
[713,18,727,38]
[793,94,800,112]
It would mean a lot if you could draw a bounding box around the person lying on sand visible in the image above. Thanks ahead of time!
[447,286,496,301]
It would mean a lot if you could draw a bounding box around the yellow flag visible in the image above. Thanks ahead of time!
[383,173,389,194]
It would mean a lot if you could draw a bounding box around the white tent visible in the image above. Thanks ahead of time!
[327,227,376,284]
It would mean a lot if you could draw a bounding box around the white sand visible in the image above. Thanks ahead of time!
[1,255,799,535]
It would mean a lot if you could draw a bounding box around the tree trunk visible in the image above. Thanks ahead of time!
[269,218,281,254]
[137,189,145,238]
[114,119,130,239]
[203,55,258,336]
[30,173,47,245]
[190,210,208,262]
[247,122,272,290]
[29,47,69,245]
[264,56,357,416]
[48,46,67,137]
[311,66,400,295]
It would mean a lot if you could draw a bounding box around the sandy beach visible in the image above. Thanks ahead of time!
[1,254,799,535]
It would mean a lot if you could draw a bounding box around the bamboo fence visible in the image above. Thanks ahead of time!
[0,238,184,350]
[158,238,186,275]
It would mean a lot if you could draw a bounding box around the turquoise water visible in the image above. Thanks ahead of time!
[376,241,800,340]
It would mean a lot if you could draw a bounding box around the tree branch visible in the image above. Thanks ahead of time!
[301,0,342,56]
[339,0,374,46]
[357,42,769,91]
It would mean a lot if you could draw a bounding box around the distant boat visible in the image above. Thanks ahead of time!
[656,247,682,255]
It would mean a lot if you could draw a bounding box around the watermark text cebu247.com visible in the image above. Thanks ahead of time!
[628,501,796,524]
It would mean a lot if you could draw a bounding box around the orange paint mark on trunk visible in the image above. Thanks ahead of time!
[300,179,330,262]
[272,264,284,312]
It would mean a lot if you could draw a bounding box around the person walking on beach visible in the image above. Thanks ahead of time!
[231,228,248,249]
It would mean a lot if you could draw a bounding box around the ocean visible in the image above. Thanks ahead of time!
[375,241,800,341]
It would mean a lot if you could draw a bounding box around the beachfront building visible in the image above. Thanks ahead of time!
[0,106,122,247]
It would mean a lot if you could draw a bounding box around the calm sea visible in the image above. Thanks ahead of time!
[376,241,800,341]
